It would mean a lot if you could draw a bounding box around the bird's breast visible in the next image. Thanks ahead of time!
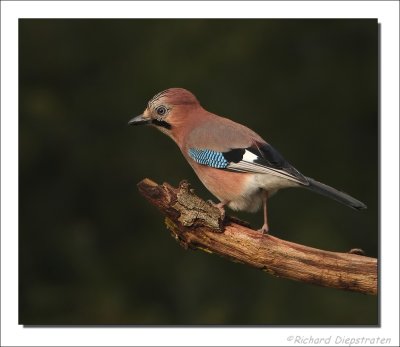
[187,161,263,212]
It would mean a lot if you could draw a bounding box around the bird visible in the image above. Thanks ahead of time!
[129,88,367,233]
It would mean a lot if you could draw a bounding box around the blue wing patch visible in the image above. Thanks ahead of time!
[188,148,229,169]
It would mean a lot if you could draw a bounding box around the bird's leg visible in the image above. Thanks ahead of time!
[259,191,269,234]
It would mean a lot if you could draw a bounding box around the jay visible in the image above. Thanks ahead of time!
[129,88,366,233]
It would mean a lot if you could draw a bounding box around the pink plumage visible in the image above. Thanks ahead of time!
[129,88,367,233]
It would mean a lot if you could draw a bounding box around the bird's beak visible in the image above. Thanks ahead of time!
[128,114,151,126]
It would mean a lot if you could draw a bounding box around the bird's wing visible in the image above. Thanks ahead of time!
[188,141,309,186]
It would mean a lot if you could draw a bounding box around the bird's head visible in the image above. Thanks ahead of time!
[129,88,202,142]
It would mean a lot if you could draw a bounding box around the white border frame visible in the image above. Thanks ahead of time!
[1,1,399,346]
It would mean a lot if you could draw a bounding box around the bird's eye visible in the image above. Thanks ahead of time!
[156,106,167,116]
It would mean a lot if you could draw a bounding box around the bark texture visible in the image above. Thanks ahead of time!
[137,178,377,295]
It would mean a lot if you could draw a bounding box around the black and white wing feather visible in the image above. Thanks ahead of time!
[224,142,309,185]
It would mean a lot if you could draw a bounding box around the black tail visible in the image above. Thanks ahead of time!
[306,177,367,210]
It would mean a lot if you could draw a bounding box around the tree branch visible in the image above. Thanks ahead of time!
[137,178,377,295]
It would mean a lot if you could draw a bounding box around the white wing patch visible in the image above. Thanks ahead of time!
[242,150,259,162]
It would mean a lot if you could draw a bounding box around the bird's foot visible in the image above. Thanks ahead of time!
[208,200,226,220]
[258,223,269,235]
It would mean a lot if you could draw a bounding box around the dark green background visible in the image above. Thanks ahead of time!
[19,19,378,325]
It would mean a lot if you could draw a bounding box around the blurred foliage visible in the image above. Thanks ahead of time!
[19,19,378,325]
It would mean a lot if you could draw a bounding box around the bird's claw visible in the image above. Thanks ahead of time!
[208,200,226,219]
[258,223,269,235]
